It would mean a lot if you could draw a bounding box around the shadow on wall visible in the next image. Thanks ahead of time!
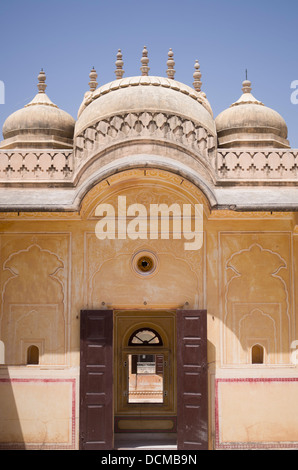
[0,366,25,449]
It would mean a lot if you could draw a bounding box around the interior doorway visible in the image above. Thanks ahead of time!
[114,310,177,439]
[80,309,208,450]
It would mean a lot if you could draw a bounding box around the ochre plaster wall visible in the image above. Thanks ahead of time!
[216,379,298,448]
[0,169,297,449]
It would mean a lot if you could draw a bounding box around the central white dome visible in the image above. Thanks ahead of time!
[75,75,216,139]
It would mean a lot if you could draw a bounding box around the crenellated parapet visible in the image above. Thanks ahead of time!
[0,150,73,181]
[0,148,297,186]
[217,149,298,183]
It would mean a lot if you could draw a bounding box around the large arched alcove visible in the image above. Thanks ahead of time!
[79,167,210,311]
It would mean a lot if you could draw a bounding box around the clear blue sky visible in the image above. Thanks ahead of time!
[0,0,297,146]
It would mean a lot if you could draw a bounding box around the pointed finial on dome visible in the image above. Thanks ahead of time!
[230,75,264,108]
[241,69,252,93]
[193,60,202,92]
[166,48,175,79]
[140,46,150,76]
[37,68,47,93]
[115,49,124,79]
[242,78,252,94]
[88,66,98,92]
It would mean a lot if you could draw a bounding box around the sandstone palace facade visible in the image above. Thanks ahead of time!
[0,49,297,450]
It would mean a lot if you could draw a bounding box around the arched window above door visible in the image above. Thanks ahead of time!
[128,328,163,346]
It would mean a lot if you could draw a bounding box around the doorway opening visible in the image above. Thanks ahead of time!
[114,311,176,445]
[127,328,164,404]
[80,309,208,450]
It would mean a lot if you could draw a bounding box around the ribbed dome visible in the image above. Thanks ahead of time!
[215,80,290,149]
[1,70,75,149]
[75,75,216,139]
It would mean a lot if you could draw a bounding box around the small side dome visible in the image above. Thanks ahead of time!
[0,70,75,149]
[215,79,290,149]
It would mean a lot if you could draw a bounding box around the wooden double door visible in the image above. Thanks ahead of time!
[80,309,208,450]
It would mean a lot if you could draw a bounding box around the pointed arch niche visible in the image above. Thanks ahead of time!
[221,237,292,366]
[0,240,68,366]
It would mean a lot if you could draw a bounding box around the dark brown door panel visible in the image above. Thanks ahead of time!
[80,310,113,450]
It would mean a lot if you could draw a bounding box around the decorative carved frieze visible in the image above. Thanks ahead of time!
[74,111,216,166]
